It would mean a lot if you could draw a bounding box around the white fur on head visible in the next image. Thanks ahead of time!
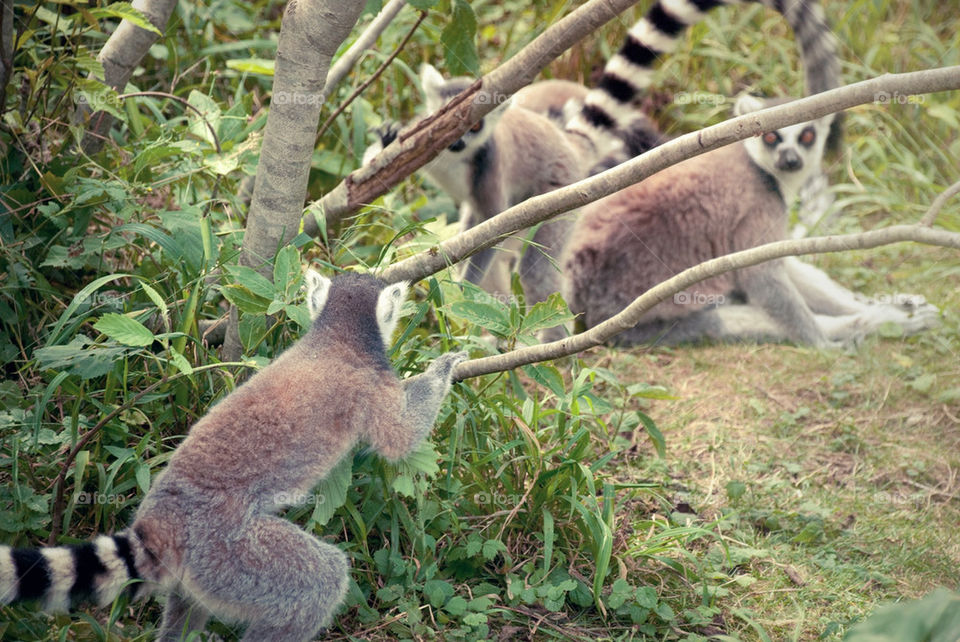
[375,281,409,349]
[420,64,447,112]
[304,269,332,320]
[733,93,766,116]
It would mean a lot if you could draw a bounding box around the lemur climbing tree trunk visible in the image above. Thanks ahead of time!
[221,0,367,361]
[77,0,174,154]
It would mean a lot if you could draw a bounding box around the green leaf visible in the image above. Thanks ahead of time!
[608,578,633,610]
[522,364,566,398]
[222,284,270,315]
[34,336,130,380]
[135,463,151,494]
[308,456,352,527]
[187,90,222,147]
[843,589,960,642]
[406,0,438,9]
[423,580,455,608]
[94,313,155,347]
[443,595,468,616]
[169,348,193,375]
[273,245,301,300]
[89,2,162,35]
[396,440,441,477]
[441,0,478,76]
[520,294,575,335]
[225,265,276,300]
[481,539,506,561]
[448,300,511,337]
[637,411,666,458]
[726,480,747,501]
[225,58,275,76]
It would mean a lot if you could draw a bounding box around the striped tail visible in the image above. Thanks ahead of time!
[0,533,143,612]
[566,0,840,162]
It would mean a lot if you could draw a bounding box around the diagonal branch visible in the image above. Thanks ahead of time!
[377,66,960,285]
[301,0,644,236]
[451,224,960,381]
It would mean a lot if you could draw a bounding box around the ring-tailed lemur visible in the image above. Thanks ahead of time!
[561,94,940,347]
[362,0,840,334]
[1,271,467,641]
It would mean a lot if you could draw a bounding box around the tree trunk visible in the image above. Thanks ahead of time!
[221,0,366,360]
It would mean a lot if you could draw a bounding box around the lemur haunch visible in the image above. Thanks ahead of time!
[561,94,940,347]
[0,271,467,642]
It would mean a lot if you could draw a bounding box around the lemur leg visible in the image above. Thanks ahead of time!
[185,517,350,642]
[783,257,870,315]
[368,352,467,461]
[157,591,210,642]
[785,257,940,340]
[739,262,831,347]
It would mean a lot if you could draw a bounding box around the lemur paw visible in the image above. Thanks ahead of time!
[427,351,469,380]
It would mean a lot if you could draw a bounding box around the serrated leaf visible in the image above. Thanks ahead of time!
[443,595,468,616]
[34,336,130,380]
[94,313,155,347]
[481,538,506,561]
[449,300,511,336]
[423,580,454,608]
[441,0,478,76]
[222,284,270,314]
[522,363,565,398]
[391,474,416,497]
[520,294,575,334]
[89,2,162,35]
[396,439,440,477]
[726,480,747,501]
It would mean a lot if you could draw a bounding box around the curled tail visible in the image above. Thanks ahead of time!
[566,0,840,162]
[1,533,144,612]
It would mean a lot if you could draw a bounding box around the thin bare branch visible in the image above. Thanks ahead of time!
[322,0,407,102]
[302,0,644,235]
[451,224,960,381]
[315,10,427,143]
[920,178,960,226]
[378,66,960,285]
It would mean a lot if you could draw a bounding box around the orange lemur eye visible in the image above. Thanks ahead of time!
[799,127,816,146]
[470,119,484,133]
[762,132,780,146]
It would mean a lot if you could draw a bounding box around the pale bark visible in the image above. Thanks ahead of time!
[78,0,176,154]
[301,0,643,236]
[378,66,960,285]
[222,0,366,360]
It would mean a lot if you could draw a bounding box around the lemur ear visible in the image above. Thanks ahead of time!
[375,281,409,348]
[420,64,446,112]
[733,93,766,117]
[304,269,332,320]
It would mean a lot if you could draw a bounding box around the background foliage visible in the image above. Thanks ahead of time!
[0,0,957,640]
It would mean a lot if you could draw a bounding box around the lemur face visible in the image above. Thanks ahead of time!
[420,64,506,156]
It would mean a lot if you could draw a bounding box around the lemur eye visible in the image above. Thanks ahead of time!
[470,119,484,133]
[799,127,816,146]
[762,132,780,146]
